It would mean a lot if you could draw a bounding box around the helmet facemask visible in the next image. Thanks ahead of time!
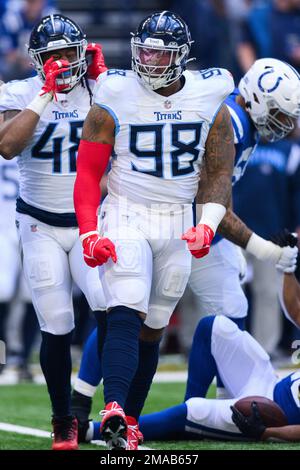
[131,36,191,90]
[29,38,88,91]
[256,108,295,142]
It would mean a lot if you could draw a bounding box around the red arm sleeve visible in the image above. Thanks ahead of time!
[74,139,112,235]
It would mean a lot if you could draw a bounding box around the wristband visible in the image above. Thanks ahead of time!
[79,231,100,243]
[246,233,281,261]
[198,202,226,233]
[26,92,53,116]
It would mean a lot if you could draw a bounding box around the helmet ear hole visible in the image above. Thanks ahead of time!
[253,92,260,104]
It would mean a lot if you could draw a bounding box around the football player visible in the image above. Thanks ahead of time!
[0,14,107,450]
[74,10,235,450]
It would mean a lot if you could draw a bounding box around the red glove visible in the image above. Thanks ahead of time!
[82,232,117,268]
[86,43,108,80]
[182,224,214,258]
[40,57,70,99]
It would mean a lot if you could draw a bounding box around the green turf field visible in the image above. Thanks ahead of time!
[0,382,300,450]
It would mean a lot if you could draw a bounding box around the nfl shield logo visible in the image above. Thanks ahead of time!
[30,224,38,232]
[164,100,172,109]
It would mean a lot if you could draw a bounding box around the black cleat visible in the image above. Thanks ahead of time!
[71,390,92,443]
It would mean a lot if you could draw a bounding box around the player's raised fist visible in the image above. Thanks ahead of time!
[182,224,214,258]
[82,232,117,267]
[86,43,107,80]
[40,57,70,98]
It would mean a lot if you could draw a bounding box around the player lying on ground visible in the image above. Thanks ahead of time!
[86,308,300,443]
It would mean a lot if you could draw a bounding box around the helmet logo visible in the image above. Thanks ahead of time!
[144,37,164,47]
[47,40,68,48]
[258,69,283,93]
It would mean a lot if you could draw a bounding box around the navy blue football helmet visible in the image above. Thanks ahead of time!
[28,14,87,90]
[131,11,193,90]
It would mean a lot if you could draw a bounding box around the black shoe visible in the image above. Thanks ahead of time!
[71,390,92,443]
[78,419,92,443]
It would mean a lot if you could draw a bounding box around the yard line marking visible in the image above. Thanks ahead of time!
[0,370,188,386]
[0,422,50,438]
[0,368,293,386]
[0,422,154,450]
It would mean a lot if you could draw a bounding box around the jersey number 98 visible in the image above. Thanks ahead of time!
[130,123,202,178]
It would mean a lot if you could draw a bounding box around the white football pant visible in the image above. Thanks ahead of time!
[99,195,193,329]
[16,213,106,335]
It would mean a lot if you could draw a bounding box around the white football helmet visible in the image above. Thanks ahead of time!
[239,58,300,142]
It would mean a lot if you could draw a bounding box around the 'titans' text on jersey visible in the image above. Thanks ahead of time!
[0,76,93,214]
[93,68,234,205]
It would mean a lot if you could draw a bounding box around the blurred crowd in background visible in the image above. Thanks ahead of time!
[1,0,300,382]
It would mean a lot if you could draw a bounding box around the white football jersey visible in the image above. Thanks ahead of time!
[0,156,19,229]
[94,68,234,205]
[0,76,94,213]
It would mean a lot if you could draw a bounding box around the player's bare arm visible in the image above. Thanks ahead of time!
[201,103,235,207]
[262,425,300,442]
[217,208,252,248]
[0,109,40,159]
[81,104,115,144]
[218,206,298,268]
[196,164,250,248]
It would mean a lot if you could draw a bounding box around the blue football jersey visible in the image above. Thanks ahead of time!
[273,371,300,425]
[225,88,258,186]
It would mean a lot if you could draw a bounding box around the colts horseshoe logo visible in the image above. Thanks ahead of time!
[258,69,283,93]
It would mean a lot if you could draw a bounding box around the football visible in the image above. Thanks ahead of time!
[234,396,288,428]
